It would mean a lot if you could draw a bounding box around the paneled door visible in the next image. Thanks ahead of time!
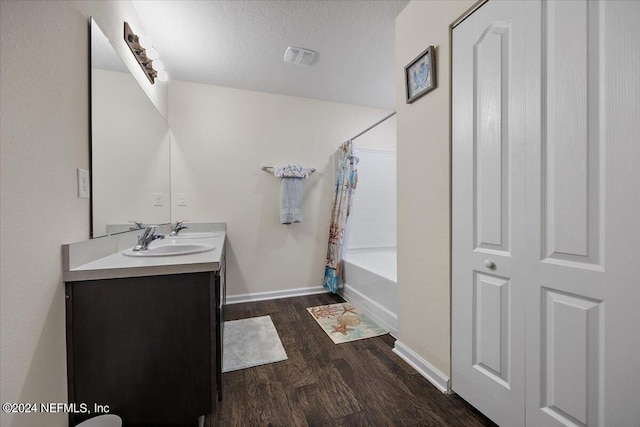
[453,1,640,426]
[523,1,640,425]
[451,1,532,426]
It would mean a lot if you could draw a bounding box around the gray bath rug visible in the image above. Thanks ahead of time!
[222,315,288,372]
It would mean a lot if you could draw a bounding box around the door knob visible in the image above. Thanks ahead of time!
[483,260,495,269]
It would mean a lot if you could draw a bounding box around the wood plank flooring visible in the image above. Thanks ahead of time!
[215,293,495,426]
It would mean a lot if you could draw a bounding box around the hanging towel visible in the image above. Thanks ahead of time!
[274,165,309,179]
[275,165,310,224]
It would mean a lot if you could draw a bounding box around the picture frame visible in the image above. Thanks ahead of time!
[405,45,436,104]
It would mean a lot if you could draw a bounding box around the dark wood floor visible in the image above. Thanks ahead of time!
[215,293,495,426]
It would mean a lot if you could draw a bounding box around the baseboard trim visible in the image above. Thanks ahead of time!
[226,286,327,305]
[339,284,398,338]
[392,340,451,394]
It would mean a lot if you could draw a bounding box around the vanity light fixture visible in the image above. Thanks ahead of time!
[153,60,164,71]
[138,34,153,49]
[153,59,168,82]
[123,22,167,84]
[156,70,168,82]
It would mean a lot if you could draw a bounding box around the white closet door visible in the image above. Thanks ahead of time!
[454,1,640,426]
[524,1,640,425]
[452,2,531,426]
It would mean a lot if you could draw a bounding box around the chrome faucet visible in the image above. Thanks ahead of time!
[133,226,164,251]
[169,220,189,236]
[129,221,144,231]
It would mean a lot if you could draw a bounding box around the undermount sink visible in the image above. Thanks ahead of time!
[123,243,216,257]
[166,232,221,239]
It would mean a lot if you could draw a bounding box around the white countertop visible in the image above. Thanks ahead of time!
[63,228,226,282]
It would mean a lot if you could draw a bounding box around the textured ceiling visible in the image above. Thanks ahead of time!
[131,0,409,109]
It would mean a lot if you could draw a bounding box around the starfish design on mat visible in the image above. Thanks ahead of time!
[342,306,358,315]
[310,305,342,319]
[330,323,353,335]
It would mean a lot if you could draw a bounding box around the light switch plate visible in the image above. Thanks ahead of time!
[77,168,90,198]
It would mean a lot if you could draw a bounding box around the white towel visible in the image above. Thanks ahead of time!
[274,165,309,179]
[280,178,303,224]
[275,165,309,224]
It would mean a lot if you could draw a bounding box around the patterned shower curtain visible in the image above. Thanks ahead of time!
[323,141,359,293]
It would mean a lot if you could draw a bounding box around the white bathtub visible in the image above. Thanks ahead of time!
[340,247,398,337]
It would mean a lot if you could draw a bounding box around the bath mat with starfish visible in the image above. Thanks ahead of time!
[306,303,387,344]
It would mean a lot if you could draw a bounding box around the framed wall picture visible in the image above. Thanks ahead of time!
[405,45,436,103]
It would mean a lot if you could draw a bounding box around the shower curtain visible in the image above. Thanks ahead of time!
[323,141,359,293]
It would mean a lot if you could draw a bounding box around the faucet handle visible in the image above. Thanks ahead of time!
[133,226,164,251]
[170,220,190,236]
[137,226,155,244]
[129,220,144,230]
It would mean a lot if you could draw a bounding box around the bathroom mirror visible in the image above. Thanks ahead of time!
[90,18,171,237]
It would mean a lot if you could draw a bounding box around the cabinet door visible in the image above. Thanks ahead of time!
[216,249,226,401]
[68,273,213,426]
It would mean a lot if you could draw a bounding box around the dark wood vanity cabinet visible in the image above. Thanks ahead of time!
[65,261,225,426]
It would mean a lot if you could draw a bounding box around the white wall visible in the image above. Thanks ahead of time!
[0,1,156,426]
[395,0,475,378]
[349,114,397,151]
[0,2,88,426]
[347,148,397,249]
[92,69,171,236]
[169,80,394,297]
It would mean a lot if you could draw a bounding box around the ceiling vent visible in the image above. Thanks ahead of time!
[284,46,316,66]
